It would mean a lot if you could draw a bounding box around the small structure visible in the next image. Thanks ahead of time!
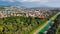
[38,15,46,18]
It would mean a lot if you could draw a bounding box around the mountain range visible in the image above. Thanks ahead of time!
[0,1,50,8]
[0,1,60,8]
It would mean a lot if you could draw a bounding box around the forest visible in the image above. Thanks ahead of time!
[0,16,49,34]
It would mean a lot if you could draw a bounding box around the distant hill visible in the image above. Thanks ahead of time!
[0,1,22,6]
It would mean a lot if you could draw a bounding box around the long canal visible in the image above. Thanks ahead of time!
[38,12,60,34]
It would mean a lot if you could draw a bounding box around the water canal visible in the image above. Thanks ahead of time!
[38,12,60,34]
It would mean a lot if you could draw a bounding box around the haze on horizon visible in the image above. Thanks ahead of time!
[0,0,60,8]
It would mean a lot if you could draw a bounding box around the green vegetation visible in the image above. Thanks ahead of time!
[46,14,60,34]
[56,15,60,34]
[30,13,58,34]
[0,16,49,34]
[0,8,58,34]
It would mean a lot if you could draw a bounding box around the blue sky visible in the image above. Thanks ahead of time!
[0,0,60,8]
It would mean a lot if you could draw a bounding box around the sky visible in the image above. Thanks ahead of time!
[0,0,60,8]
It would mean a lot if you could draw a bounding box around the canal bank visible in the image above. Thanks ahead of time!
[55,15,60,34]
[47,13,60,34]
[38,12,60,34]
[38,20,54,34]
[30,12,59,34]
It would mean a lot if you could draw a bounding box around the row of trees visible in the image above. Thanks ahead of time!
[47,14,60,34]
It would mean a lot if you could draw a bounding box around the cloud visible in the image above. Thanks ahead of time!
[2,0,49,3]
[20,0,48,2]
[2,0,15,2]
[1,0,60,7]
